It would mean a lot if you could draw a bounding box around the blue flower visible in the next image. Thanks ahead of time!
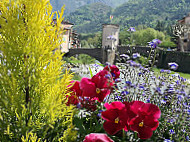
[167,118,175,123]
[164,139,173,142]
[120,54,130,59]
[97,110,103,117]
[126,81,132,86]
[177,95,184,102]
[155,87,162,94]
[139,85,145,90]
[186,136,189,141]
[121,91,129,96]
[115,78,121,83]
[115,96,122,101]
[148,39,161,48]
[161,100,166,104]
[168,62,179,70]
[146,98,150,103]
[127,27,136,32]
[169,129,175,134]
[132,53,140,59]
[160,69,171,74]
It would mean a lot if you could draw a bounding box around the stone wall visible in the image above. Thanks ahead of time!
[64,48,104,63]
[117,46,190,73]
[157,50,190,73]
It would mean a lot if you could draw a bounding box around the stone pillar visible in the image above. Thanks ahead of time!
[102,24,120,64]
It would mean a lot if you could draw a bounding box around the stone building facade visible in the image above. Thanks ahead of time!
[52,19,80,53]
[177,14,190,52]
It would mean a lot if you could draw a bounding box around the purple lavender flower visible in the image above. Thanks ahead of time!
[105,74,112,79]
[168,62,179,70]
[115,78,121,83]
[164,139,173,142]
[97,110,103,117]
[177,94,183,99]
[161,100,166,104]
[169,129,175,134]
[126,81,132,86]
[167,118,175,123]
[161,82,165,86]
[148,39,161,48]
[120,54,130,59]
[155,87,162,94]
[186,136,189,141]
[146,98,150,103]
[115,96,122,101]
[121,91,129,96]
[139,85,145,90]
[132,53,140,59]
[160,69,171,74]
[127,27,136,32]
[93,64,100,67]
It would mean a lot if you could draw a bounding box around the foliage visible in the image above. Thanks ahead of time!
[64,0,190,34]
[112,0,190,28]
[131,28,165,46]
[63,54,96,65]
[159,36,177,48]
[65,3,112,33]
[50,0,129,15]
[0,0,76,141]
[69,48,190,141]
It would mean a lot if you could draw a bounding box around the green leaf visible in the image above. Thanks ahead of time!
[96,63,104,67]
[89,66,93,77]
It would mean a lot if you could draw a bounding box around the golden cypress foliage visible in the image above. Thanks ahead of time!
[0,0,76,141]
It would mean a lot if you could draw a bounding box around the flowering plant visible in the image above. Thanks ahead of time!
[67,40,189,142]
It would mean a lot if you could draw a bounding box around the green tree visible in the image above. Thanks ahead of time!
[132,28,165,46]
[87,32,102,48]
[0,0,75,141]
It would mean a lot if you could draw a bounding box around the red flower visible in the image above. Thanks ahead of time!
[80,97,97,111]
[128,101,161,139]
[66,81,82,106]
[83,133,114,142]
[80,70,114,102]
[66,95,79,106]
[101,102,129,135]
[104,65,120,79]
[69,81,82,97]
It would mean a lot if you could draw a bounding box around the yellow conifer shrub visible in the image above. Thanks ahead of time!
[0,0,76,141]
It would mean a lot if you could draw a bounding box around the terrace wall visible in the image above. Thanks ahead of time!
[118,46,190,73]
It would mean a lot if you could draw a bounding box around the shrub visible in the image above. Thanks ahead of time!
[0,0,75,141]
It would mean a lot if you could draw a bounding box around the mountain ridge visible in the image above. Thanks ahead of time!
[64,0,190,33]
[50,0,129,15]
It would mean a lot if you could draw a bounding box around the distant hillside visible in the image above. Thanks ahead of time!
[50,0,129,15]
[65,3,112,33]
[65,0,190,33]
[112,0,190,27]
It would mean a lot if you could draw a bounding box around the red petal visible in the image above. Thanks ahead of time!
[103,121,124,135]
[92,70,109,88]
[129,115,142,126]
[97,89,110,102]
[104,65,120,79]
[129,101,145,114]
[144,116,159,131]
[104,101,125,110]
[101,109,118,121]
[139,103,161,119]
[71,81,82,96]
[80,78,96,97]
[130,123,153,139]
[137,126,153,139]
[83,133,114,142]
